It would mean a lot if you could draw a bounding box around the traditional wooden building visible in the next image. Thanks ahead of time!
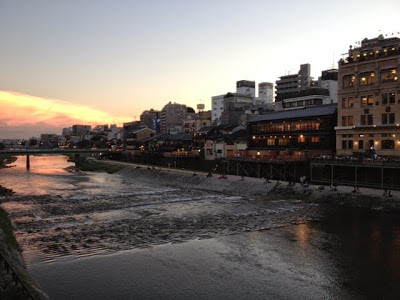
[247,104,337,157]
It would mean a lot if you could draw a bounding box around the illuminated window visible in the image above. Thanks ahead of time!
[311,137,320,143]
[360,72,375,86]
[380,68,398,83]
[298,136,306,143]
[278,138,289,146]
[361,96,367,106]
[267,139,275,146]
[367,95,374,105]
[343,75,355,88]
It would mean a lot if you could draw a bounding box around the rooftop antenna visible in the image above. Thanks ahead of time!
[332,52,335,69]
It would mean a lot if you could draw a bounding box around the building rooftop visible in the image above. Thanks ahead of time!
[248,104,337,123]
[275,88,330,102]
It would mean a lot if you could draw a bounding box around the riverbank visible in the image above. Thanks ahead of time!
[98,158,400,213]
[0,206,48,299]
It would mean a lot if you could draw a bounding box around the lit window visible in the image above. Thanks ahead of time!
[380,68,398,83]
[360,72,375,86]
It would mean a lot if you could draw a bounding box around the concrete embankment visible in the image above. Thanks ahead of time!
[113,162,400,212]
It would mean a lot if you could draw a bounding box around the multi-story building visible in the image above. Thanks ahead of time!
[72,125,91,136]
[140,109,160,131]
[219,92,254,126]
[274,69,338,111]
[256,82,274,106]
[212,80,273,125]
[275,64,312,101]
[247,104,337,157]
[236,80,256,97]
[160,102,191,134]
[336,35,400,156]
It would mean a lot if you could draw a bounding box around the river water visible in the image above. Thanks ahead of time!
[1,155,400,299]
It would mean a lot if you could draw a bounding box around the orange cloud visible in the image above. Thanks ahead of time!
[0,90,132,128]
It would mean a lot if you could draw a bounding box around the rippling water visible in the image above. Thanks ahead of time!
[1,155,400,299]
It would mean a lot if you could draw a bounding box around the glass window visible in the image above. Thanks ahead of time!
[382,93,388,105]
[367,115,373,125]
[358,140,364,150]
[343,75,355,88]
[342,98,347,108]
[382,140,394,149]
[389,93,395,104]
[380,68,398,83]
[389,113,395,124]
[361,96,367,106]
[342,116,347,126]
[348,140,353,149]
[361,115,366,125]
[342,140,347,149]
[360,72,375,85]
[267,139,275,146]
[382,114,388,124]
[367,95,374,105]
[348,97,354,108]
[348,116,354,126]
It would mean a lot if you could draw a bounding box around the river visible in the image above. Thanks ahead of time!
[1,155,400,299]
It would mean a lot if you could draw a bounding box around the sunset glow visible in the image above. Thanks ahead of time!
[0,90,131,129]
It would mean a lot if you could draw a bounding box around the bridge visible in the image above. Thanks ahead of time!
[0,148,109,169]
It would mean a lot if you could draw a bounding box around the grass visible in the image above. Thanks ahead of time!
[67,154,125,173]
[0,207,20,251]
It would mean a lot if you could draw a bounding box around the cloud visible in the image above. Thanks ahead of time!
[0,90,132,138]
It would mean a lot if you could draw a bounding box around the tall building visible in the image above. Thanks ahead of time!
[160,102,189,134]
[236,80,256,97]
[72,125,91,136]
[275,64,311,101]
[140,109,160,131]
[336,34,400,156]
[256,82,274,106]
[274,68,338,111]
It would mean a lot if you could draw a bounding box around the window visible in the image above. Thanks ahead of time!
[367,95,374,105]
[343,75,355,88]
[382,93,388,104]
[358,140,364,150]
[348,97,354,108]
[389,113,395,124]
[267,138,275,146]
[348,140,353,149]
[342,116,347,126]
[361,115,366,125]
[278,138,289,146]
[380,68,398,83]
[361,96,367,106]
[348,116,354,126]
[367,115,373,125]
[311,137,320,143]
[389,93,395,104]
[342,98,347,108]
[360,72,375,85]
[382,114,388,124]
[382,140,395,149]
[342,140,347,149]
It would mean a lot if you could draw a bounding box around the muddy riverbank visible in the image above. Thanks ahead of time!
[111,161,400,213]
